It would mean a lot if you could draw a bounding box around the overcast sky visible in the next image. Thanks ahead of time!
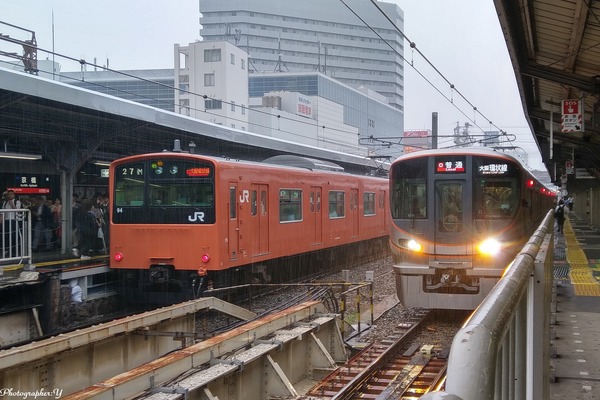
[1,0,545,170]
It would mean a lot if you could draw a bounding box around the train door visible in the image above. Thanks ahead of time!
[250,184,269,256]
[434,180,471,246]
[228,183,240,260]
[310,186,322,244]
[350,188,359,238]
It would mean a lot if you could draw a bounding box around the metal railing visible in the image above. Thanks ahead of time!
[422,211,554,400]
[1,208,33,272]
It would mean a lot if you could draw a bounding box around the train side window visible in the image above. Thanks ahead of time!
[317,191,321,212]
[279,189,302,222]
[329,191,345,218]
[364,192,376,215]
[229,186,237,219]
[251,190,257,216]
[261,190,267,215]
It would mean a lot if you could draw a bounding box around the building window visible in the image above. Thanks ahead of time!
[231,101,236,112]
[230,53,235,65]
[205,99,222,110]
[204,48,221,62]
[241,105,246,115]
[368,118,375,128]
[204,73,215,87]
[241,59,246,70]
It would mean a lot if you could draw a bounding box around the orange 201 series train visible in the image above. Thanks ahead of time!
[109,151,389,301]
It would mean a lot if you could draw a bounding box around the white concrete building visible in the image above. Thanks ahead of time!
[175,41,249,130]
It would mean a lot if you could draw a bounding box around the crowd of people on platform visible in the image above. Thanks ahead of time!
[2,189,109,259]
[71,193,109,260]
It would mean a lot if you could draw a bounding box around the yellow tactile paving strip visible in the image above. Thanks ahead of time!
[564,218,600,296]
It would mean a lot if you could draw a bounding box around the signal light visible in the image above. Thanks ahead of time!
[113,252,124,262]
[526,179,534,188]
[201,253,211,263]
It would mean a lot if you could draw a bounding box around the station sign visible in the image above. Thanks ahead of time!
[8,187,50,194]
[561,99,583,133]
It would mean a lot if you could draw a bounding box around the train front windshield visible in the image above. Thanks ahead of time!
[112,159,216,224]
[474,157,520,219]
[391,155,520,222]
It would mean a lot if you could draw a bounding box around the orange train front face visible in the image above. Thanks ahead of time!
[109,156,221,277]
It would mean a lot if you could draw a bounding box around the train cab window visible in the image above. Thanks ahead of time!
[114,163,145,206]
[328,191,345,218]
[475,180,518,219]
[391,158,427,219]
[474,157,519,219]
[148,183,213,207]
[438,183,463,232]
[279,189,302,222]
[364,192,376,215]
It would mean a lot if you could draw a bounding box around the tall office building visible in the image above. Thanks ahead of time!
[199,0,404,113]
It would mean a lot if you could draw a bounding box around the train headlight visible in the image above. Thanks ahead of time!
[406,239,422,252]
[113,252,124,262]
[478,238,501,256]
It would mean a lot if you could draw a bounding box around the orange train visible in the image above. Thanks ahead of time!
[109,152,389,302]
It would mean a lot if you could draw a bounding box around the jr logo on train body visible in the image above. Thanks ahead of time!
[188,212,205,222]
[239,189,249,203]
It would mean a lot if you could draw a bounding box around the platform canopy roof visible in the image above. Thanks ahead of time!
[494,0,600,186]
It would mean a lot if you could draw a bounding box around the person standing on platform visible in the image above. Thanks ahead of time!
[96,193,109,253]
[32,195,53,251]
[555,199,566,233]
[77,199,98,260]
[71,194,83,257]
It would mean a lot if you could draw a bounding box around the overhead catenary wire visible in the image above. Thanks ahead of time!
[340,0,516,149]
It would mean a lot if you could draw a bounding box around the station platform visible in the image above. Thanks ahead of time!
[551,211,600,399]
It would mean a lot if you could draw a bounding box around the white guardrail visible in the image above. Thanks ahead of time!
[422,211,554,400]
[1,208,33,272]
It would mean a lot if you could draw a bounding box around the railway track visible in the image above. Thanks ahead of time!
[305,310,467,399]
